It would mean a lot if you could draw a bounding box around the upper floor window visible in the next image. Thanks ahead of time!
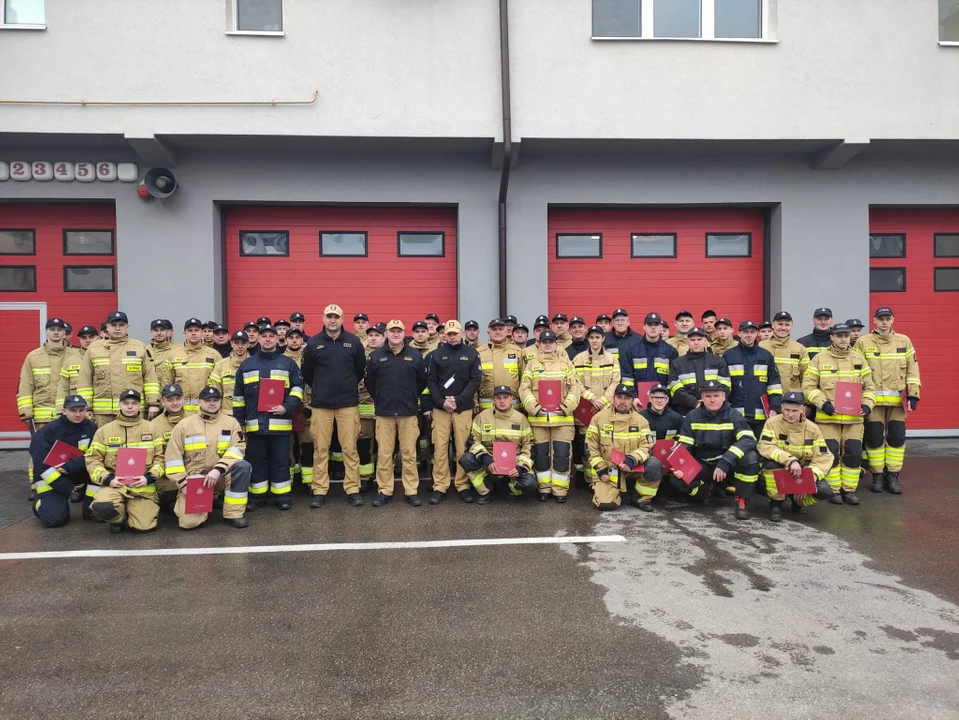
[2,0,44,27]
[940,0,959,43]
[592,0,767,41]
[229,0,283,35]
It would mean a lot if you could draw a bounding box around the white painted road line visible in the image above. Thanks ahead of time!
[0,534,626,561]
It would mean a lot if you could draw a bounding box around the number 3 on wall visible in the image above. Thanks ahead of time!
[32,161,53,182]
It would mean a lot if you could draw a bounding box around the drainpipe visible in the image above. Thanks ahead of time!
[497,0,513,318]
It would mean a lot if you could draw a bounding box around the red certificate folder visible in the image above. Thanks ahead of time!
[185,475,214,514]
[292,404,306,432]
[573,396,596,425]
[773,468,817,495]
[610,448,626,466]
[760,394,771,417]
[492,441,516,475]
[43,440,85,467]
[258,378,286,412]
[667,443,702,485]
[652,440,675,471]
[116,447,146,483]
[902,390,910,413]
[834,381,862,415]
[634,382,657,403]
[538,380,561,412]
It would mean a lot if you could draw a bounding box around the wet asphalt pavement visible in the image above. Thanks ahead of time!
[1,443,958,719]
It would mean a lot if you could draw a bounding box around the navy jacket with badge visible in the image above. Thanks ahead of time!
[301,328,366,409]
[426,342,482,412]
[366,342,428,417]
[676,402,757,471]
[603,327,641,379]
[28,415,97,493]
[640,405,685,441]
[235,348,304,434]
[621,336,678,387]
[723,341,783,423]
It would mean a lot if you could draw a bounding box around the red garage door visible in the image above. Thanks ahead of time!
[225,206,457,333]
[869,209,959,432]
[548,207,765,326]
[0,203,118,444]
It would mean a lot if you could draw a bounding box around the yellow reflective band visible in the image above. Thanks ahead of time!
[165,460,186,473]
[729,446,745,458]
[690,422,735,431]
[224,447,244,460]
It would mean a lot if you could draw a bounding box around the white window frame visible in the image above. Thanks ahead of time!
[0,0,46,30]
[226,0,284,37]
[593,0,776,43]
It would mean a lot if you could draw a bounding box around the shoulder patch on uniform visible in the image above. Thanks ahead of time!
[854,364,862,370]
[141,434,153,441]
[790,353,800,359]
[206,357,215,364]
[483,424,493,432]
[779,434,789,441]
[629,426,638,432]
[317,345,325,350]
[379,357,387,362]
[126,351,137,356]
[508,353,516,358]
[511,423,521,430]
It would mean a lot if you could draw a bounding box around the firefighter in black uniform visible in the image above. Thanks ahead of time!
[565,316,590,360]
[621,312,678,395]
[673,379,760,519]
[667,327,730,414]
[639,383,684,500]
[28,395,97,526]
[723,320,783,439]
[798,307,834,360]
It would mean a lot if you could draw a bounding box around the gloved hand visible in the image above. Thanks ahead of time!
[303,407,312,419]
[908,397,919,412]
[481,453,495,468]
[623,456,637,470]
[860,405,871,418]
[144,472,157,484]
[821,401,835,416]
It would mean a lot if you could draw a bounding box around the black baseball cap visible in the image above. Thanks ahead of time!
[425,313,440,322]
[781,391,805,406]
[256,316,272,327]
[231,330,249,342]
[212,324,229,333]
[63,395,88,409]
[513,324,528,333]
[493,385,513,396]
[465,320,479,330]
[569,316,586,326]
[644,312,663,325]
[596,314,611,323]
[773,311,793,322]
[202,320,218,330]
[612,308,629,318]
[613,384,634,397]
[533,317,550,329]
[199,386,222,401]
[106,311,129,324]
[243,321,259,331]
[715,317,733,328]
[412,320,428,331]
[119,389,141,402]
[161,383,183,397]
[675,310,693,320]
[739,320,758,331]
[354,313,369,322]
[150,318,172,331]
[504,315,518,325]
[587,325,605,336]
[368,323,386,335]
[829,323,851,334]
[813,307,833,318]
[258,324,278,335]
[78,324,99,337]
[874,307,893,318]
[535,314,550,324]
[488,318,506,328]
[759,320,773,330]
[648,383,670,397]
[845,318,865,329]
[701,379,726,392]
[63,321,73,333]
[687,327,706,338]
[551,313,568,322]
[539,330,557,341]
[274,318,291,328]
[286,328,304,338]
[290,312,305,322]
[184,317,203,330]
[46,317,67,329]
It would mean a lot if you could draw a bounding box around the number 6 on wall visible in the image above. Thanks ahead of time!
[96,162,117,182]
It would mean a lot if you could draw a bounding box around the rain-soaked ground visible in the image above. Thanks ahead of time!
[1,441,958,719]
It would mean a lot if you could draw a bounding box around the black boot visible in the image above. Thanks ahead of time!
[109,523,124,534]
[477,492,492,505]
[224,517,248,529]
[768,500,783,523]
[884,472,902,495]
[828,493,843,505]
[636,502,654,513]
[555,494,567,504]
[871,471,885,493]
[359,479,372,493]
[428,490,445,505]
[347,493,364,507]
[538,493,550,502]
[275,499,292,511]
[790,498,807,515]
[310,494,326,509]
[372,492,391,507]
[458,489,476,504]
[406,494,422,507]
[734,496,749,520]
[841,490,860,505]
[69,488,83,503]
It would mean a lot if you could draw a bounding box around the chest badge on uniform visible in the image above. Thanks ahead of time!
[483,424,493,432]
[126,351,137,357]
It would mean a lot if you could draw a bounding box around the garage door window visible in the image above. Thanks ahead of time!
[320,232,367,257]
[556,234,602,258]
[934,234,959,257]
[63,229,114,256]
[0,229,35,255]
[631,233,676,258]
[398,232,445,257]
[706,233,751,257]
[0,265,36,291]
[240,231,289,256]
[869,233,906,258]
[935,268,959,291]
[870,267,906,292]
[64,266,115,292]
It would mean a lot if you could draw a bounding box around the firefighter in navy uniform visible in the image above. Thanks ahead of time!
[672,380,760,520]
[274,318,291,352]
[460,385,537,503]
[855,307,920,494]
[757,391,834,522]
[603,308,641,380]
[564,317,589,360]
[640,383,685,498]
[290,311,307,338]
[211,324,232,358]
[798,307,834,361]
[357,323,385,491]
[667,327,730,414]
[234,324,304,510]
[28,395,96,527]
[620,312,677,393]
[723,320,783,439]
[595,314,612,334]
[283,327,313,492]
[427,321,482,505]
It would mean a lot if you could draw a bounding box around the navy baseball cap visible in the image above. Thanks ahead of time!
[781,391,805,405]
[613,384,634,397]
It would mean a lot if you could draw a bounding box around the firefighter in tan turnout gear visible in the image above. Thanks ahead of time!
[855,307,921,494]
[476,318,524,410]
[148,318,182,387]
[283,327,314,490]
[572,325,620,483]
[56,324,99,410]
[164,385,251,529]
[77,311,160,427]
[760,311,809,394]
[520,330,582,502]
[209,330,251,417]
[757,391,835,522]
[171,317,218,414]
[86,389,164,533]
[150,383,187,509]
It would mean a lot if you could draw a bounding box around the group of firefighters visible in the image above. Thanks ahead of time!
[17,302,920,532]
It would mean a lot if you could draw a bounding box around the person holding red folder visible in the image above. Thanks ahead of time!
[520,330,583,502]
[672,380,760,520]
[27,394,97,527]
[639,384,685,497]
[757,391,835,522]
[571,325,620,485]
[459,385,536,502]
[803,323,876,505]
[86,389,165,533]
[585,384,654,511]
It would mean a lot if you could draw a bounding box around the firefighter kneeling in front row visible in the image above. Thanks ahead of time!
[672,379,760,520]
[459,385,537,503]
[164,386,251,530]
[756,391,835,522]
[586,384,656,512]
